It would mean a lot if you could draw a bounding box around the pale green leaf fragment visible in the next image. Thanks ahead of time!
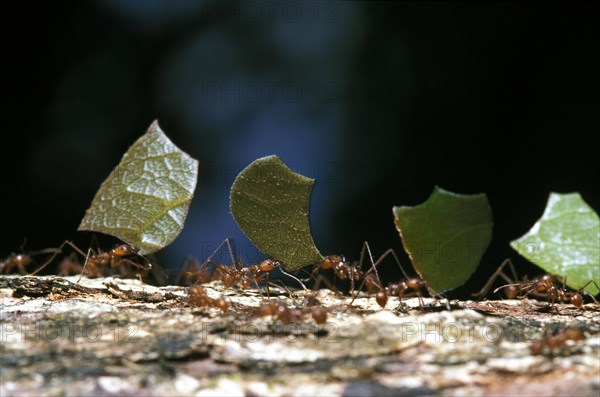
[230,155,323,271]
[78,120,199,255]
[510,192,600,295]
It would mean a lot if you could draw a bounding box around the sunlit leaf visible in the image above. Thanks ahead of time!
[78,120,199,255]
[510,192,599,295]
[393,186,493,294]
[230,155,323,271]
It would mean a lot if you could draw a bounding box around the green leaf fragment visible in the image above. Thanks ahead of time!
[393,186,493,294]
[230,155,323,271]
[78,120,199,255]
[510,192,600,295]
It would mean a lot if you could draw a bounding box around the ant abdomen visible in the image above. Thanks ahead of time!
[375,291,388,308]
[570,294,583,308]
[310,306,327,324]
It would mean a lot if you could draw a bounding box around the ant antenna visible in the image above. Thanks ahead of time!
[278,266,307,290]
[19,238,27,252]
[77,247,96,282]
[203,238,237,268]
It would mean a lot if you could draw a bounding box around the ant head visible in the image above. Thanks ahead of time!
[302,293,321,307]
[258,259,278,272]
[570,293,583,308]
[15,254,32,266]
[505,285,518,299]
[537,274,556,290]
[320,255,344,270]
[113,244,138,256]
[214,297,229,312]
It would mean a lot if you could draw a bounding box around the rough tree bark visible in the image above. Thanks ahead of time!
[1,275,598,396]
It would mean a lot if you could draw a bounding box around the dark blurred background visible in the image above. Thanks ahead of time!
[3,1,599,297]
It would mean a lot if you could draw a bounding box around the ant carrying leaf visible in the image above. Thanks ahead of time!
[31,239,152,280]
[475,259,599,309]
[186,239,306,295]
[349,243,446,310]
[31,121,197,283]
[495,275,599,309]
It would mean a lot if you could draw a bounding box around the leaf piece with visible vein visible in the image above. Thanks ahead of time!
[78,120,199,255]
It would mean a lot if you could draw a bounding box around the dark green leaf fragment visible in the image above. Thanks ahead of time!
[393,186,493,294]
[230,155,323,271]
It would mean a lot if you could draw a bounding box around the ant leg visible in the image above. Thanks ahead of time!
[350,245,400,305]
[431,290,451,310]
[311,271,340,293]
[359,242,381,288]
[299,265,324,284]
[30,240,88,276]
[111,256,151,271]
[189,239,236,283]
[578,280,600,304]
[78,247,97,282]
[111,258,152,280]
[379,248,410,280]
[472,258,516,299]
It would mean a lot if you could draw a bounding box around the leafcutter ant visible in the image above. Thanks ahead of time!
[1,240,60,275]
[474,258,599,309]
[187,239,306,294]
[31,239,152,280]
[346,243,438,309]
[1,253,34,275]
[530,327,585,356]
[495,275,599,309]
[254,293,328,324]
[175,256,212,285]
[305,242,389,301]
[188,285,229,312]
